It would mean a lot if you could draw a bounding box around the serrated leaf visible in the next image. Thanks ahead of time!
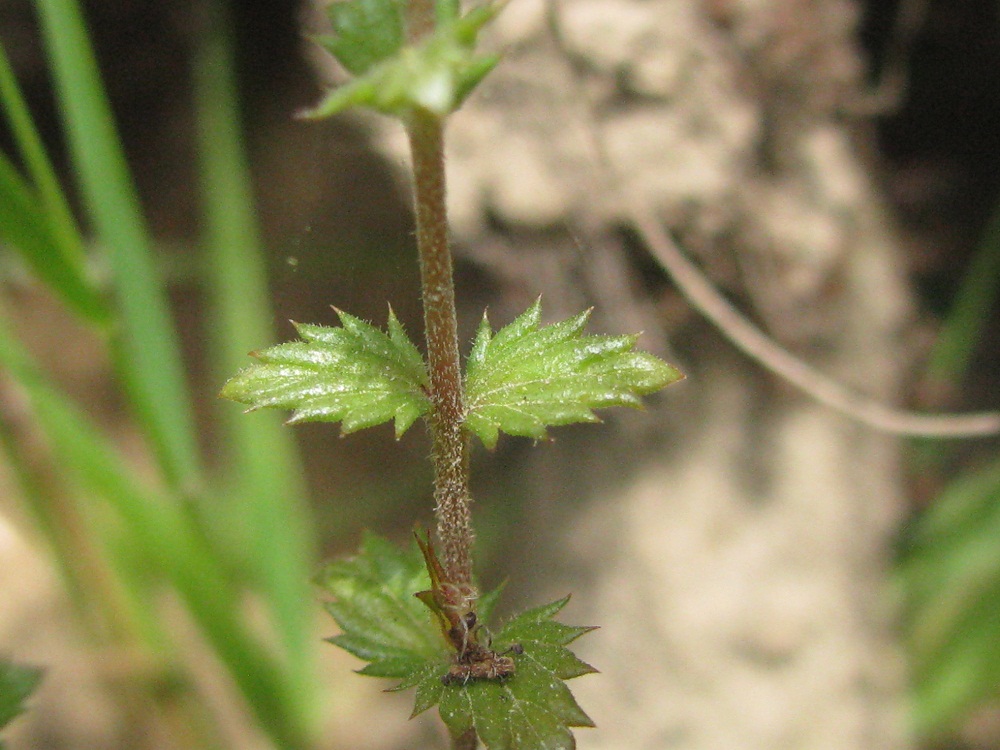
[320,535,596,749]
[432,595,596,749]
[320,534,445,676]
[465,299,684,448]
[220,307,430,438]
[303,3,499,119]
[0,659,42,732]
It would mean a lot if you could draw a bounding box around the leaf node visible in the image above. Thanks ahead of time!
[303,0,500,118]
[320,534,596,749]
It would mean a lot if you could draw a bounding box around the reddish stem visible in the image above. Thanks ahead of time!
[407,108,474,588]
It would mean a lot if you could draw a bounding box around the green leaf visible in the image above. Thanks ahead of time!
[221,307,431,438]
[319,0,405,76]
[36,0,204,492]
[320,533,446,677]
[434,596,596,750]
[0,660,42,734]
[320,535,596,749]
[464,299,684,449]
[0,41,108,326]
[193,0,317,714]
[303,2,499,119]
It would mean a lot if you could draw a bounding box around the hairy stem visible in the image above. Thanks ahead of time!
[408,108,474,587]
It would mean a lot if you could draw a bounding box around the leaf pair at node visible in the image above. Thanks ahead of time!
[220,299,683,448]
[319,533,596,750]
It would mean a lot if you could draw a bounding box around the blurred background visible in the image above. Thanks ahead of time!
[0,0,998,748]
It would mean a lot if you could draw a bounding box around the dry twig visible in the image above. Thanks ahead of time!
[628,202,1000,438]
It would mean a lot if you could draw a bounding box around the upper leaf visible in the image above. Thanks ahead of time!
[464,299,684,449]
[318,0,405,76]
[304,0,499,119]
[320,535,596,749]
[220,307,430,438]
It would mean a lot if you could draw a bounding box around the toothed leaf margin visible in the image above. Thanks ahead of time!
[319,535,596,749]
[220,307,430,438]
[464,299,684,448]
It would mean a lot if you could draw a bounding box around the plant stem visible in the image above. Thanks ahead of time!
[405,10,477,750]
[408,107,474,588]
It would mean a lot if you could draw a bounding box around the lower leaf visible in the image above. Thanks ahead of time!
[319,534,596,749]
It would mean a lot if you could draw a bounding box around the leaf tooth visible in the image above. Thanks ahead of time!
[393,401,426,438]
[511,660,595,729]
[290,322,346,347]
[328,633,408,663]
[407,667,446,714]
[500,595,571,631]
[464,413,500,450]
[467,310,493,371]
[490,296,542,349]
[477,405,547,440]
[535,307,592,345]
[386,305,425,373]
[357,656,427,679]
[286,408,332,425]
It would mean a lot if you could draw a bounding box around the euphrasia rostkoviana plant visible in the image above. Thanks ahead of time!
[221,2,683,747]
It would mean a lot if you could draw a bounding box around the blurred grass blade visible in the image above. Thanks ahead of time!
[0,319,312,749]
[900,455,1000,736]
[901,458,1000,552]
[194,0,317,715]
[32,0,202,492]
[0,153,78,293]
[911,572,1000,736]
[909,198,1000,467]
[0,41,107,324]
[0,405,151,646]
[923,202,1000,391]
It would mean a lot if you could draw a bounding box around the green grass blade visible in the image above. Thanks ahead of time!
[0,407,98,626]
[924,203,1000,389]
[194,0,317,716]
[32,0,202,492]
[900,456,1000,736]
[0,154,62,276]
[0,41,107,324]
[0,320,313,750]
[0,409,180,672]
